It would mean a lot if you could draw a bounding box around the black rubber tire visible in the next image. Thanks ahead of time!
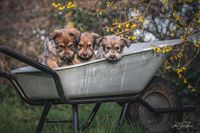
[127,77,183,133]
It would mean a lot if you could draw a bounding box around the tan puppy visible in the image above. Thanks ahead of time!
[42,28,80,68]
[96,35,131,61]
[72,32,101,64]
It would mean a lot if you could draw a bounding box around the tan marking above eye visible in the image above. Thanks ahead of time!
[58,44,65,48]
[78,44,83,49]
[68,43,73,48]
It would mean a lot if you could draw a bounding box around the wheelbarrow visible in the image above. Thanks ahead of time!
[0,39,196,133]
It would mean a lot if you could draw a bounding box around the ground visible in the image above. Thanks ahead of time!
[0,96,148,133]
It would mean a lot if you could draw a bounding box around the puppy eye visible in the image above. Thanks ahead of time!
[116,47,120,50]
[88,44,92,48]
[78,44,83,48]
[68,44,73,48]
[106,46,110,50]
[57,45,64,49]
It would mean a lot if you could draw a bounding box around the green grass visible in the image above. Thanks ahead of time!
[0,100,148,133]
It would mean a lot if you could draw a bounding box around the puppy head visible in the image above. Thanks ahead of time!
[99,35,131,61]
[77,32,101,60]
[48,28,80,62]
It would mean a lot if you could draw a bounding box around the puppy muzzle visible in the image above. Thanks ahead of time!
[79,53,93,60]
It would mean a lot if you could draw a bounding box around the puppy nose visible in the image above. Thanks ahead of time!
[62,56,67,60]
[83,52,87,57]
[110,55,115,59]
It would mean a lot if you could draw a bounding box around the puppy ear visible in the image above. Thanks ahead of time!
[68,28,81,43]
[121,38,131,48]
[91,33,103,50]
[92,33,101,38]
[98,37,106,46]
[49,30,62,40]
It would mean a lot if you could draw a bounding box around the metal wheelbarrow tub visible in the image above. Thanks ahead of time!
[0,39,196,133]
[11,39,182,100]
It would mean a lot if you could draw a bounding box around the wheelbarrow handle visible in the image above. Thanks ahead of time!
[0,46,54,74]
[0,46,68,103]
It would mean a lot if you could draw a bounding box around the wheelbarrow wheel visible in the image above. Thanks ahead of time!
[127,77,183,132]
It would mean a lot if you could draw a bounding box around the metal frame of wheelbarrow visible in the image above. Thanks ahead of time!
[0,46,196,133]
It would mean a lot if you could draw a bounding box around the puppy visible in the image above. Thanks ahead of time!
[72,32,101,64]
[42,28,80,68]
[96,35,131,61]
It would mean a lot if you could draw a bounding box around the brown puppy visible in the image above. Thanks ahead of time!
[72,32,101,64]
[42,28,80,68]
[96,35,131,61]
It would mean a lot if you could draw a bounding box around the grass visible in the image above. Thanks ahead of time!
[0,98,148,133]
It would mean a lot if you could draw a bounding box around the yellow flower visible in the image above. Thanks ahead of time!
[106,28,110,32]
[106,2,111,7]
[99,10,103,15]
[131,36,136,41]
[66,2,76,9]
[178,73,182,78]
[163,46,172,53]
[183,78,187,83]
[118,23,122,29]
[153,48,162,53]
[52,2,56,6]
[161,0,168,5]
[180,35,184,41]
[197,19,200,24]
[195,38,200,47]
[52,2,59,8]
[164,60,172,70]
[58,6,65,10]
[173,12,180,21]
[178,53,183,58]
[170,33,175,37]
[131,23,137,29]
[139,16,144,23]
[110,28,113,32]
[133,16,137,19]
[176,67,186,74]
[161,7,165,13]
[125,23,130,28]
[191,88,197,92]
[186,0,193,3]
[128,36,132,40]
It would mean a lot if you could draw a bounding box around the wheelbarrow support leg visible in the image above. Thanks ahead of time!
[79,103,101,130]
[35,102,52,133]
[72,104,79,133]
[118,102,130,125]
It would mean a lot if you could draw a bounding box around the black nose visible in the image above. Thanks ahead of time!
[62,56,67,60]
[83,53,87,57]
[110,55,115,59]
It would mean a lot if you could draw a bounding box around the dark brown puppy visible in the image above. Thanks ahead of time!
[96,35,131,61]
[72,32,101,64]
[42,28,80,68]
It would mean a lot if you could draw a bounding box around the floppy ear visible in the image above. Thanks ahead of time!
[121,38,131,48]
[97,37,106,46]
[92,33,102,44]
[49,30,62,40]
[91,33,104,50]
[68,28,81,43]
